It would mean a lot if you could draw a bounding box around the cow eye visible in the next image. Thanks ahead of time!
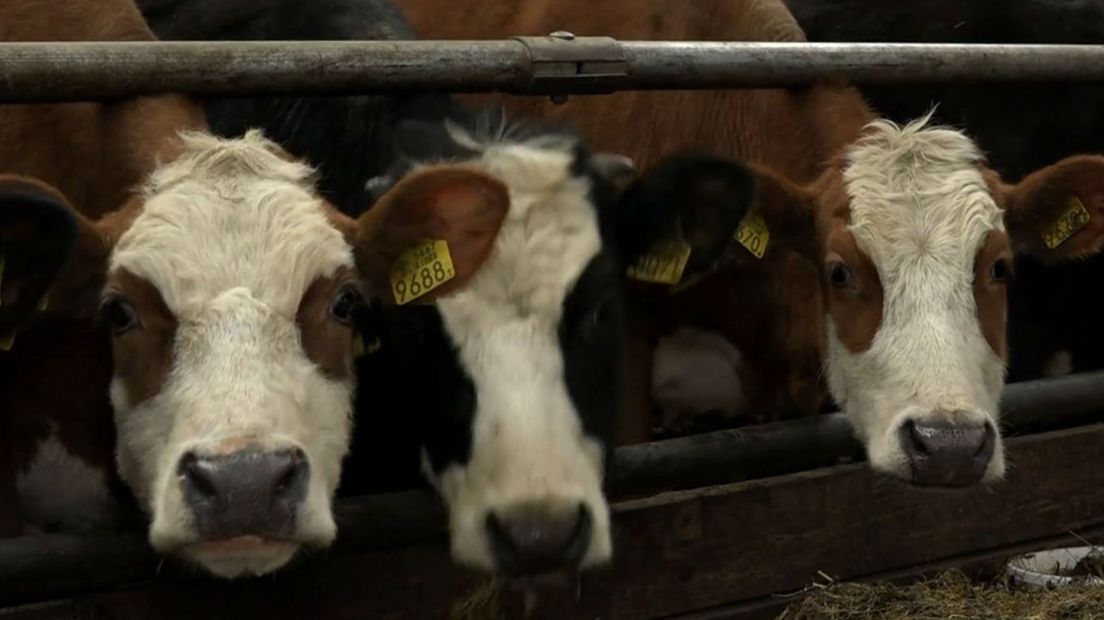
[104,297,138,335]
[330,285,364,325]
[990,258,1011,284]
[827,261,853,288]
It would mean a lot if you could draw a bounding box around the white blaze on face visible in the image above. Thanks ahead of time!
[107,131,355,576]
[828,117,1006,481]
[425,135,611,570]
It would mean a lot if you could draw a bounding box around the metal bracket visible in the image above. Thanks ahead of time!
[513,32,628,102]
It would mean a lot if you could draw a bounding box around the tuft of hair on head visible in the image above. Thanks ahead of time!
[145,129,317,196]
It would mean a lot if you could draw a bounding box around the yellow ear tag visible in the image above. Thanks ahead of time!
[390,240,456,305]
[734,211,770,259]
[0,254,5,307]
[627,234,692,285]
[1042,196,1092,250]
[0,331,13,352]
[37,293,48,312]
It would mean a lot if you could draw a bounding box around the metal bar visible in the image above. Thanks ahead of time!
[610,369,1104,497]
[2,41,1104,102]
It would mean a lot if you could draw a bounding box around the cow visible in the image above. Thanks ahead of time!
[137,0,657,576]
[0,0,519,579]
[398,0,1104,488]
[786,0,1104,384]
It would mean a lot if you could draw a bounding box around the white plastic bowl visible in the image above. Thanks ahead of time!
[1006,546,1104,590]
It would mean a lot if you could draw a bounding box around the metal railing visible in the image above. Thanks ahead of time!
[2,39,1104,101]
[2,371,1102,606]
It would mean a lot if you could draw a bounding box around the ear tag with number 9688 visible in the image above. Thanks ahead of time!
[390,240,456,305]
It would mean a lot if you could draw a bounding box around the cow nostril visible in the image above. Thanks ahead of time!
[901,419,929,456]
[484,502,593,574]
[273,449,307,498]
[976,422,997,460]
[179,452,218,501]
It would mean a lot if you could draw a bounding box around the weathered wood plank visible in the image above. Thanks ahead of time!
[4,424,1104,619]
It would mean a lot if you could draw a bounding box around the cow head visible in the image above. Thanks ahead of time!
[363,118,634,576]
[621,116,1104,488]
[0,130,508,577]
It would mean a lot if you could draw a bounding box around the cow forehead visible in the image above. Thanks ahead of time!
[443,141,602,325]
[842,118,1004,283]
[109,131,353,318]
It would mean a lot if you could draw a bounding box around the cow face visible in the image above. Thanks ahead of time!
[0,131,508,577]
[624,117,1104,488]
[370,120,628,576]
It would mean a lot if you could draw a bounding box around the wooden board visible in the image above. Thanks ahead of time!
[6,424,1104,619]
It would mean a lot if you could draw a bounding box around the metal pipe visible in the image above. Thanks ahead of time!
[2,41,1104,102]
[610,369,1104,497]
[0,372,1101,606]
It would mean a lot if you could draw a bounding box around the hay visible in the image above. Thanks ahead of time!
[450,577,503,620]
[780,570,1104,620]
[1071,551,1104,580]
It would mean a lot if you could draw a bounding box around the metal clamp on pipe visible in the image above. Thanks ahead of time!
[513,33,628,100]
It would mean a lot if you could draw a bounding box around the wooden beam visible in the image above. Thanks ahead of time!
[4,423,1104,618]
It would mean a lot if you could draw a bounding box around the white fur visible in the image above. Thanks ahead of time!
[108,130,353,577]
[653,326,748,429]
[829,116,1006,481]
[16,432,117,533]
[429,129,611,570]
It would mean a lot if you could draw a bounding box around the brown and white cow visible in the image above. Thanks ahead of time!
[399,0,1104,487]
[0,0,511,577]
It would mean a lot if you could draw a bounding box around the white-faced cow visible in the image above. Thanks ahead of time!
[3,129,512,577]
[398,0,1104,488]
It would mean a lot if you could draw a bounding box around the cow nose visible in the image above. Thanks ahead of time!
[179,448,309,539]
[485,503,592,574]
[898,418,995,488]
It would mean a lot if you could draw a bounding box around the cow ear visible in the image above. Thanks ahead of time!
[590,152,638,194]
[1004,155,1104,262]
[615,155,815,286]
[352,165,510,304]
[0,175,111,341]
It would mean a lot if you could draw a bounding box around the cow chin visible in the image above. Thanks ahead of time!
[180,537,303,579]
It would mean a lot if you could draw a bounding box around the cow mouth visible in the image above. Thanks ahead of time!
[183,536,301,578]
[191,535,297,555]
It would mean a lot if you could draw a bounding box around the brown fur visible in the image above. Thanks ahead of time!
[295,269,358,380]
[0,0,206,534]
[974,230,1012,358]
[824,222,884,353]
[108,270,178,406]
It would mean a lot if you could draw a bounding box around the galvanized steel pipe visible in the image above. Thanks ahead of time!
[1,40,1104,101]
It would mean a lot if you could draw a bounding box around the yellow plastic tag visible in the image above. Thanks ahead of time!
[1042,196,1092,250]
[627,235,692,285]
[0,331,13,352]
[390,240,456,305]
[734,212,770,259]
[0,254,5,307]
[37,294,48,312]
